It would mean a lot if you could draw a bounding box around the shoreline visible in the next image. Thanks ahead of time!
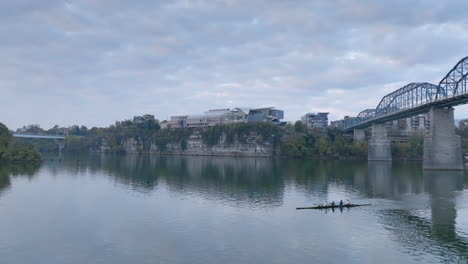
[86,151,422,161]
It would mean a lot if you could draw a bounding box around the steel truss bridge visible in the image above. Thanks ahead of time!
[344,56,468,131]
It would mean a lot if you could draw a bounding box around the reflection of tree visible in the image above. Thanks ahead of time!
[55,155,468,262]
[0,163,40,198]
[378,171,467,263]
[61,154,160,192]
[60,155,285,207]
[0,168,11,197]
[286,160,368,198]
[288,160,427,199]
[161,156,285,207]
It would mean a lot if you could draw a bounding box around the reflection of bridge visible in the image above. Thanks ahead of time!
[367,163,467,262]
[13,133,66,140]
[344,56,468,170]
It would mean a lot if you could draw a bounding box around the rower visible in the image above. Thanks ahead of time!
[345,199,350,205]
[339,200,343,207]
[331,201,335,206]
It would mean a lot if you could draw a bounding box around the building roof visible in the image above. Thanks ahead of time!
[251,107,275,111]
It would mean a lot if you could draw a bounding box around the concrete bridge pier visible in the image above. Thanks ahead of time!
[353,129,365,142]
[368,123,392,161]
[423,107,463,170]
[57,141,65,153]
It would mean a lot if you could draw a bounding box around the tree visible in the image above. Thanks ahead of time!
[65,136,88,153]
[0,122,42,163]
[17,124,44,134]
[459,119,468,130]
[69,125,81,136]
[47,125,60,135]
[294,121,307,133]
[0,122,12,148]
[80,126,89,136]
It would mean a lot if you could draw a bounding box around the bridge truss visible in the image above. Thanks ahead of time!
[344,56,468,131]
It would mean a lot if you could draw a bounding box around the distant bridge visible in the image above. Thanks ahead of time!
[342,56,468,170]
[344,56,468,131]
[13,134,66,140]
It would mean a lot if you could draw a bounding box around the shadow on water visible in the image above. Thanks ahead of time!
[0,163,41,198]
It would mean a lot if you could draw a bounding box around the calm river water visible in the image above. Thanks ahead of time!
[0,155,467,264]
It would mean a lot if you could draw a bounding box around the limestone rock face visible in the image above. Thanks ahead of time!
[100,139,111,153]
[122,138,142,154]
[102,131,275,157]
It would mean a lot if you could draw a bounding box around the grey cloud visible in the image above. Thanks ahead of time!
[2,0,468,129]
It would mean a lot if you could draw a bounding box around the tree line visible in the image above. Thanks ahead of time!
[14,116,468,160]
[0,123,42,163]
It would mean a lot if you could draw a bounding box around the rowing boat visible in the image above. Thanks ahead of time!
[296,204,371,210]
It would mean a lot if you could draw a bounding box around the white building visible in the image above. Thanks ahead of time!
[163,107,285,129]
[301,112,329,129]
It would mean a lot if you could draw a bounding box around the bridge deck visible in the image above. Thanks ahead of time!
[345,93,468,131]
[13,134,66,139]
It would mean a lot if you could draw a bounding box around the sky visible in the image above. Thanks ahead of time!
[1,0,468,130]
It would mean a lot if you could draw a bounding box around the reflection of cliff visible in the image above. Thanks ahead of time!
[0,163,40,198]
[60,155,285,207]
[60,154,160,192]
[284,160,368,197]
[161,156,285,207]
[378,171,467,263]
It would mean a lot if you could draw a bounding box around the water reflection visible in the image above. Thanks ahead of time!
[53,156,466,206]
[372,163,467,263]
[37,155,468,262]
[0,163,40,197]
[57,155,285,207]
[366,161,427,198]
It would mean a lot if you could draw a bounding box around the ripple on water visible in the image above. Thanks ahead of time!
[378,209,468,263]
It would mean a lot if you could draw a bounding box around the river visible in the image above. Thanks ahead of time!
[0,155,467,263]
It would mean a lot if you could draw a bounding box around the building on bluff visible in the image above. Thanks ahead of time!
[160,107,284,129]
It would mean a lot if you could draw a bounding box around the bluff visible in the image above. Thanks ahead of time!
[100,130,277,157]
[62,120,372,159]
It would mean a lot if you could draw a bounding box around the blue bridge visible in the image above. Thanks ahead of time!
[344,56,468,130]
[13,133,66,153]
[342,56,468,170]
[13,133,66,140]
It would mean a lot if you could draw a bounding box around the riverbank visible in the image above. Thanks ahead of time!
[15,117,428,160]
[60,120,424,160]
[0,122,42,163]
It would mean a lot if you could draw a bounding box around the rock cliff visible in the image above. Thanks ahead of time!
[99,131,276,157]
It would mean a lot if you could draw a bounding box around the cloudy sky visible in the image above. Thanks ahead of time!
[2,0,468,129]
